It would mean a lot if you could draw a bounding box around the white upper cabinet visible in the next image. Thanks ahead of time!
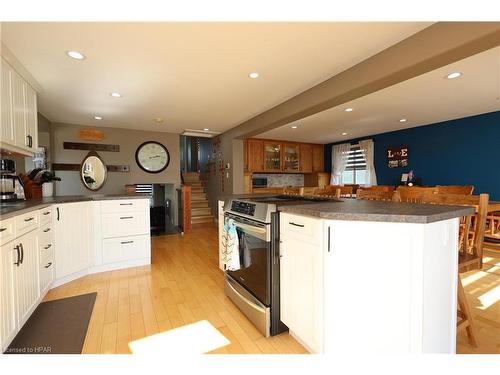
[0,57,38,155]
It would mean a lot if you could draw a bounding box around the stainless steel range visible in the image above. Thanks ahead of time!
[222,194,337,337]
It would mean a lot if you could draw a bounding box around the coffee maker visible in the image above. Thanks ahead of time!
[0,159,25,202]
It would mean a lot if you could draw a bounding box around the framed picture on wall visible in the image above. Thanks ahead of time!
[387,145,408,168]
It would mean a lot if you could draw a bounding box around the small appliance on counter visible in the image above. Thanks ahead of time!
[0,159,25,202]
[252,176,268,188]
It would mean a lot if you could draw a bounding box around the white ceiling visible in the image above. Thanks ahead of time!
[257,46,500,144]
[1,22,432,133]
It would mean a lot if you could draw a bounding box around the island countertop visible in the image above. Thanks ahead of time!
[279,199,475,224]
[0,194,150,220]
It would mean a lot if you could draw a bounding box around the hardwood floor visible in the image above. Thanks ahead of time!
[43,223,307,354]
[457,255,500,354]
[44,223,500,354]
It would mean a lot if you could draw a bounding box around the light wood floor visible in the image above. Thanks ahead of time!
[44,224,500,354]
[457,255,500,354]
[44,223,307,354]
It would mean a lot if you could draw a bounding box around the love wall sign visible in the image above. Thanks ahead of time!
[387,145,408,168]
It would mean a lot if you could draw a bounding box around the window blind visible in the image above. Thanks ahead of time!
[345,146,366,171]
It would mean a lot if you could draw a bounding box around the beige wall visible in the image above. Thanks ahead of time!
[51,123,181,196]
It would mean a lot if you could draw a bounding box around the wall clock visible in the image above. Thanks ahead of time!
[135,141,170,173]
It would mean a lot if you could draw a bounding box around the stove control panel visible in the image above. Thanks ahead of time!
[231,200,256,216]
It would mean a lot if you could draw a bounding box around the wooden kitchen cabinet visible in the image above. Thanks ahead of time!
[264,141,282,172]
[283,143,300,172]
[312,144,324,172]
[246,138,264,172]
[299,144,313,173]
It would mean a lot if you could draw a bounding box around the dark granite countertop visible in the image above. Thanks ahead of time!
[279,199,475,224]
[0,194,150,220]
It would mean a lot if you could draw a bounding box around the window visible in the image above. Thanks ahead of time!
[341,145,367,185]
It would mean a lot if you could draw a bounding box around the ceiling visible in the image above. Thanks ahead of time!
[257,46,500,144]
[1,22,432,134]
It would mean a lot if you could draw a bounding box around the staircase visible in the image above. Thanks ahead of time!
[182,172,214,224]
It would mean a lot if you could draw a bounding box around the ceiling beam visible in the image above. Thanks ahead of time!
[227,22,500,139]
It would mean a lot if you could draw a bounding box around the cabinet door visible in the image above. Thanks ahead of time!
[280,234,323,353]
[299,144,313,173]
[15,230,40,328]
[283,143,300,172]
[0,243,18,351]
[264,141,282,172]
[11,69,27,150]
[24,83,38,150]
[312,145,324,172]
[0,59,15,145]
[54,202,92,279]
[246,139,264,172]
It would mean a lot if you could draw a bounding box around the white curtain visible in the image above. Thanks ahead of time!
[358,139,377,186]
[330,143,351,185]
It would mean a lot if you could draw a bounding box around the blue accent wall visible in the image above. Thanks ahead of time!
[324,111,500,200]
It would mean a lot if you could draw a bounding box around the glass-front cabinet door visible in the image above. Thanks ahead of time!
[264,142,282,172]
[283,143,300,172]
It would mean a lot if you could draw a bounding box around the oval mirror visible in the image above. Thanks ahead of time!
[81,152,107,191]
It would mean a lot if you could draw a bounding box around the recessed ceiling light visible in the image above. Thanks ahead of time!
[110,92,122,98]
[66,50,85,60]
[94,116,103,120]
[203,128,209,131]
[446,72,462,79]
[399,118,407,123]
[341,132,348,136]
[291,125,298,129]
[248,72,259,79]
[154,118,164,124]
[344,108,353,112]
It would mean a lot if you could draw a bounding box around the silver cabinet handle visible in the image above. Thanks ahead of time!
[24,217,34,222]
[0,228,6,232]
[289,222,304,228]
[120,216,133,219]
[43,211,51,215]
[45,262,52,269]
[119,203,133,206]
[121,240,134,245]
[43,228,51,233]
[44,244,52,250]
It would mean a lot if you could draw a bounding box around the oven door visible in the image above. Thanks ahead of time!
[224,213,271,306]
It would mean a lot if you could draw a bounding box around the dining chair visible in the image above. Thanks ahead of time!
[299,186,319,196]
[419,192,489,347]
[484,211,500,255]
[436,185,475,195]
[361,185,395,192]
[356,188,398,201]
[395,186,437,203]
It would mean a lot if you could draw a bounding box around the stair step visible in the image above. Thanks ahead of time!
[191,194,207,201]
[191,215,214,224]
[192,207,212,216]
[191,201,209,208]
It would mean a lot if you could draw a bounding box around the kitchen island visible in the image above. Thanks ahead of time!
[278,200,474,354]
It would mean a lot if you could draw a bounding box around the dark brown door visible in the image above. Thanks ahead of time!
[247,139,264,172]
[300,144,313,173]
[312,144,324,172]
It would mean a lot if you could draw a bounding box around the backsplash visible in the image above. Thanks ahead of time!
[252,173,304,187]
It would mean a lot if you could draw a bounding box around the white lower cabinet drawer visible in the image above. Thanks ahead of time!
[102,212,149,238]
[15,211,39,237]
[0,217,15,246]
[39,207,53,226]
[39,254,55,294]
[102,235,150,264]
[101,199,149,214]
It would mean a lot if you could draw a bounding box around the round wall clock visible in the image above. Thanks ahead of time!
[135,141,170,173]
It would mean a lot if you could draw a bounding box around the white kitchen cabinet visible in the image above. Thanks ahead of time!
[0,58,14,145]
[0,57,38,155]
[279,213,324,353]
[54,202,91,281]
[14,229,40,328]
[0,242,17,351]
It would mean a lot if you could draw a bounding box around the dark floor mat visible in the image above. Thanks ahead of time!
[5,292,97,354]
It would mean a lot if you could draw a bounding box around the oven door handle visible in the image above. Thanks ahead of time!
[232,221,269,241]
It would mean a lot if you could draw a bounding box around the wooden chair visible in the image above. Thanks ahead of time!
[484,211,500,255]
[343,184,360,195]
[361,185,395,192]
[395,186,437,203]
[283,186,301,195]
[315,187,341,198]
[356,188,398,202]
[419,192,489,347]
[324,185,354,198]
[436,185,475,195]
[299,186,319,196]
